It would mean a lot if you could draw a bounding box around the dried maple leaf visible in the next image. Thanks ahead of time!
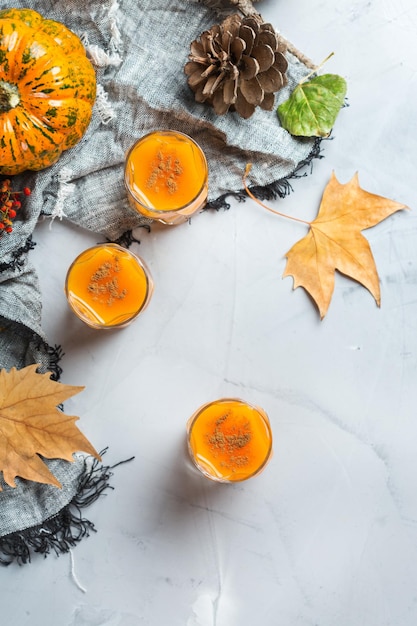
[0,364,100,490]
[283,172,408,318]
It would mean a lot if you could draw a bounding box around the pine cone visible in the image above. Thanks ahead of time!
[184,14,288,119]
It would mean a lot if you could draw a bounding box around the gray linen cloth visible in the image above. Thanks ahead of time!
[0,0,318,562]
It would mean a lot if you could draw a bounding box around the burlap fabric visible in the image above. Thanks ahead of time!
[0,0,318,563]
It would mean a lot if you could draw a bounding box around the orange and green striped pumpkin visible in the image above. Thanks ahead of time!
[0,8,96,175]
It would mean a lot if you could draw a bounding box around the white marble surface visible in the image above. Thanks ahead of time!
[2,1,417,624]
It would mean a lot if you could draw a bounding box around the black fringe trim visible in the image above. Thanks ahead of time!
[204,136,325,212]
[45,344,65,381]
[30,335,65,381]
[97,139,325,239]
[0,449,134,566]
[0,236,36,273]
[106,223,151,249]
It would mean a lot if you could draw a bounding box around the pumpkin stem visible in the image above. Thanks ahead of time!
[0,81,20,113]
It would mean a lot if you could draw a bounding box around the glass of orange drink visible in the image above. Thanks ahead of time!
[124,130,208,225]
[187,398,273,482]
[65,243,154,329]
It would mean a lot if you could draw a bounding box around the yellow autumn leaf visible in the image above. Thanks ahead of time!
[0,364,100,490]
[283,172,408,318]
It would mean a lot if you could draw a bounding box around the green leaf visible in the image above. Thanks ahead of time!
[277,73,347,137]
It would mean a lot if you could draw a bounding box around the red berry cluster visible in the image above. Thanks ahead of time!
[0,179,31,235]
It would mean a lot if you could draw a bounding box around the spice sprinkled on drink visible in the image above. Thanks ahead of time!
[124,130,208,225]
[187,398,273,482]
[65,244,153,329]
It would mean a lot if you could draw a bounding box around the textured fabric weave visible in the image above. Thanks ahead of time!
[0,0,317,553]
[0,457,86,536]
